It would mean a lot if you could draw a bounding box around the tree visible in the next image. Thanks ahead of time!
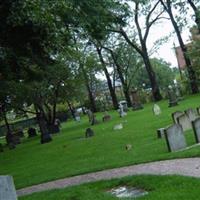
[114,1,164,101]
[159,0,199,94]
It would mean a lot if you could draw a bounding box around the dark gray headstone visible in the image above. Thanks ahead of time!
[172,111,184,123]
[185,108,199,122]
[130,90,143,111]
[167,86,178,107]
[0,176,17,200]
[192,118,200,143]
[164,124,187,152]
[102,114,111,122]
[177,113,192,131]
[85,128,94,138]
[157,128,165,138]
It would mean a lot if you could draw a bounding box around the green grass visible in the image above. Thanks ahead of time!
[1,95,200,189]
[19,175,200,200]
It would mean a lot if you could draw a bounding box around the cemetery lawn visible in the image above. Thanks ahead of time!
[1,95,200,189]
[19,175,200,200]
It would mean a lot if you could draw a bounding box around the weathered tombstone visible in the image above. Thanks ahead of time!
[87,109,93,123]
[197,106,200,115]
[85,128,94,138]
[167,85,178,107]
[125,144,132,151]
[177,113,192,131]
[27,127,37,138]
[130,90,143,110]
[185,108,199,122]
[172,111,184,123]
[74,112,81,122]
[113,123,123,130]
[164,124,187,152]
[174,84,183,101]
[87,109,98,125]
[157,128,165,138]
[102,113,111,122]
[0,175,17,200]
[118,103,127,118]
[192,118,200,143]
[152,104,161,115]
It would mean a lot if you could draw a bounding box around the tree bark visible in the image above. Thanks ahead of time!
[96,47,119,109]
[108,49,132,106]
[66,100,76,119]
[160,0,199,94]
[187,0,200,33]
[80,63,97,112]
[34,104,52,144]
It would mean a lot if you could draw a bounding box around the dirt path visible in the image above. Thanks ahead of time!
[17,158,200,197]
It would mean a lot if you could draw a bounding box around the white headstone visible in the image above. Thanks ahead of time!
[153,104,161,115]
[113,123,123,130]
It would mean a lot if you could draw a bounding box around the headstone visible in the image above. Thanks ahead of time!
[28,127,37,138]
[125,144,132,151]
[55,118,61,127]
[118,103,127,118]
[152,104,161,115]
[113,123,123,130]
[130,90,143,110]
[192,118,200,143]
[85,128,94,138]
[172,111,184,123]
[174,85,183,101]
[164,124,187,152]
[102,113,111,122]
[87,109,93,123]
[177,113,192,131]
[157,128,165,138]
[48,124,60,134]
[0,175,17,200]
[87,109,98,125]
[74,112,81,122]
[197,106,200,115]
[185,108,199,122]
[167,85,178,107]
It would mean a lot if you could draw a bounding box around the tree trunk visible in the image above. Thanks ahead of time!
[80,63,97,112]
[96,47,119,109]
[110,51,132,106]
[142,46,162,101]
[187,0,200,33]
[66,100,76,119]
[3,109,14,146]
[34,105,52,144]
[161,0,199,94]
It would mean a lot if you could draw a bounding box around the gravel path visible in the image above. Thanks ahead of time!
[17,158,200,197]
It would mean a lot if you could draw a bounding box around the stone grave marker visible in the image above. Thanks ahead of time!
[157,128,165,138]
[172,111,184,123]
[102,113,111,122]
[118,103,127,118]
[192,118,200,143]
[130,90,143,110]
[185,108,199,122]
[197,107,200,115]
[164,124,187,152]
[152,104,161,115]
[177,113,192,131]
[0,175,17,200]
[85,128,94,138]
[113,123,123,130]
[167,86,178,107]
